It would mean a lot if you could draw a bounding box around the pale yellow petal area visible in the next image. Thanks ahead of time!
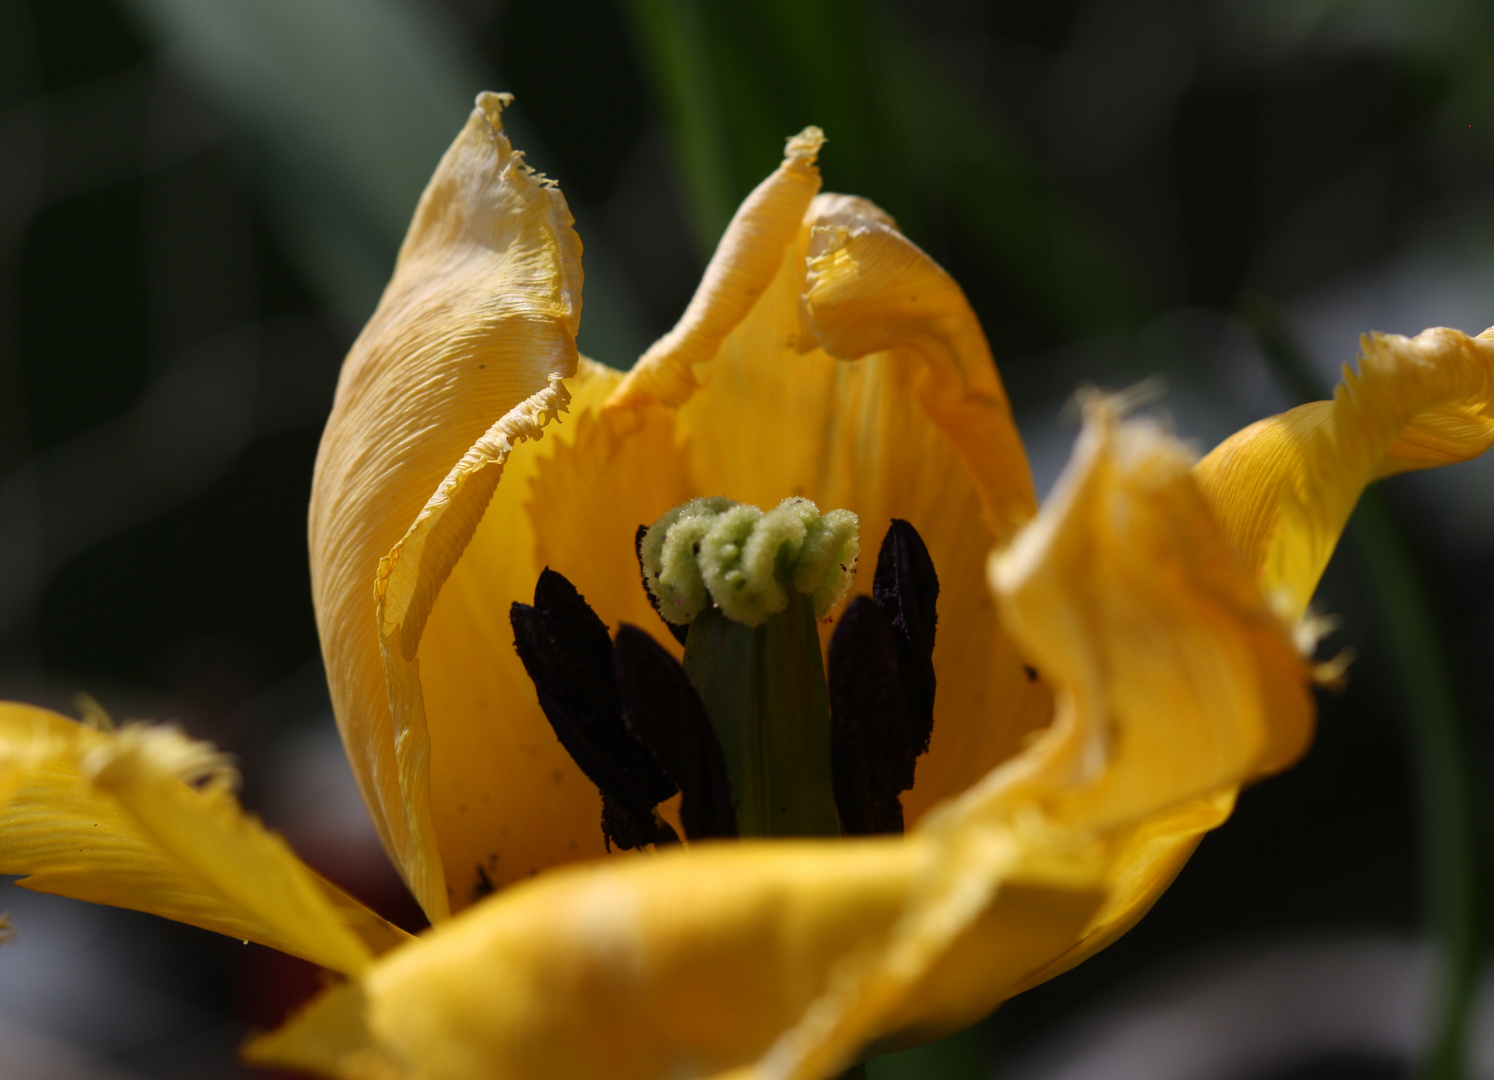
[608,189,1047,820]
[309,91,582,920]
[246,833,1103,1080]
[0,705,411,972]
[0,703,56,812]
[528,385,694,654]
[416,358,691,913]
[0,761,23,814]
[1194,326,1494,622]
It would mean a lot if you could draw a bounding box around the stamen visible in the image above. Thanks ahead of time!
[613,626,736,841]
[639,496,859,628]
[871,519,939,746]
[827,519,940,835]
[510,570,676,851]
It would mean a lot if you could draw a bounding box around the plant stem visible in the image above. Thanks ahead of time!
[618,0,736,260]
[1351,492,1480,1080]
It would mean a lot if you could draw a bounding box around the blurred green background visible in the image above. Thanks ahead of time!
[2,1,1493,1078]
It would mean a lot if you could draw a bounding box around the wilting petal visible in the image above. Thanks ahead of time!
[975,401,1313,829]
[1194,327,1494,621]
[309,92,583,919]
[0,705,409,972]
[802,197,1035,543]
[601,167,1049,824]
[246,834,1103,1080]
[805,400,1312,1006]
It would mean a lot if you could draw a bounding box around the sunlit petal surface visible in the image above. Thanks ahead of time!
[608,180,1050,826]
[309,92,582,918]
[0,703,410,972]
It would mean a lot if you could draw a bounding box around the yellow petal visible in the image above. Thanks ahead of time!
[608,127,829,411]
[753,405,1311,1080]
[0,703,54,812]
[0,704,410,973]
[980,401,1313,831]
[309,92,583,920]
[878,401,1311,999]
[801,196,1036,544]
[1004,787,1236,995]
[1194,326,1494,621]
[246,833,1103,1080]
[607,180,1048,820]
[418,358,692,910]
[528,371,693,649]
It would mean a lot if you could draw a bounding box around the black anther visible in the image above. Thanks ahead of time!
[828,519,941,836]
[511,569,676,851]
[613,624,737,841]
[871,519,939,760]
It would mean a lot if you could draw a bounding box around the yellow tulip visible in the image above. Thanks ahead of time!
[3,91,1493,1080]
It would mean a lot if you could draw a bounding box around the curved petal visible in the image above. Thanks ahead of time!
[309,92,582,919]
[1193,326,1494,621]
[608,128,828,411]
[977,401,1314,831]
[1003,787,1236,995]
[417,359,692,911]
[801,198,1036,544]
[245,833,1103,1080]
[0,704,411,972]
[606,181,1048,820]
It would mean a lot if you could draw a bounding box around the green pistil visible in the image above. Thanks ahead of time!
[642,496,858,838]
[684,594,840,837]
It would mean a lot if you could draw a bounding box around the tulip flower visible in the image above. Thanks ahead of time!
[2,91,1492,1080]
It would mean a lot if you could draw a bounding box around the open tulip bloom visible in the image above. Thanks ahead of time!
[3,92,1494,1080]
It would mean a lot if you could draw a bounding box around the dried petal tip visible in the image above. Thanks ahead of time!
[640,497,859,627]
[785,126,826,166]
[474,90,514,128]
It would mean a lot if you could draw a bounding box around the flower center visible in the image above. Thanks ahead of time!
[637,497,859,838]
[509,499,940,852]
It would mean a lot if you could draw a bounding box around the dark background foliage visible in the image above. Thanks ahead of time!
[2,1,1492,1078]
